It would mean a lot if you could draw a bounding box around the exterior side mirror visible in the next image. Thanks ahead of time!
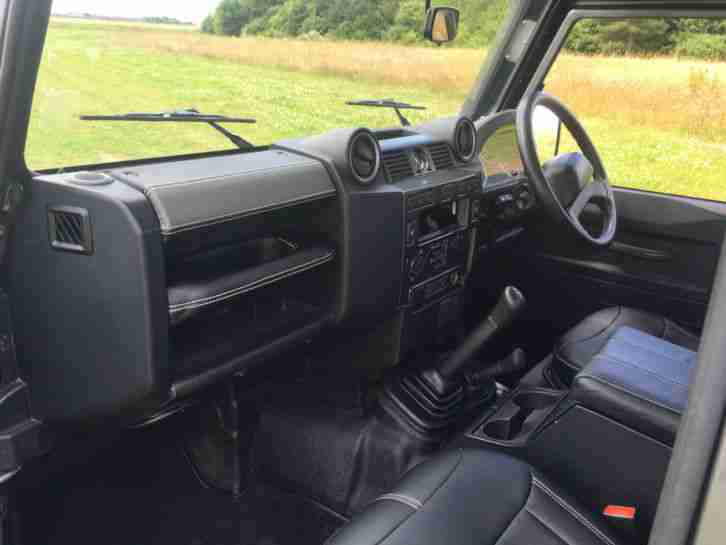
[423,7,460,45]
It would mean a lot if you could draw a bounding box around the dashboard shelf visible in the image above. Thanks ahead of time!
[166,237,336,325]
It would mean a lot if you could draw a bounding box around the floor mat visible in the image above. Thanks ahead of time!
[20,425,344,545]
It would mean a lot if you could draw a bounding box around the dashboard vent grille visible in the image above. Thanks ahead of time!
[382,151,414,182]
[48,206,93,254]
[428,144,455,170]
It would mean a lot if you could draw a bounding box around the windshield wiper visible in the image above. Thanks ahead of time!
[346,99,426,127]
[80,109,257,150]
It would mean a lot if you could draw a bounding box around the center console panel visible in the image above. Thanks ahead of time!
[461,384,672,542]
[397,171,482,355]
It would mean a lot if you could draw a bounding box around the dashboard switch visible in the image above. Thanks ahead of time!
[496,193,514,207]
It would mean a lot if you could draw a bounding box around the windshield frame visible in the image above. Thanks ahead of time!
[462,0,553,120]
[20,0,549,174]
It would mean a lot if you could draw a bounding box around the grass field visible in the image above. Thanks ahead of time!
[26,19,726,201]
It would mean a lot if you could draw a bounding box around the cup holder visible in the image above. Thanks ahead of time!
[478,389,562,442]
[482,417,524,441]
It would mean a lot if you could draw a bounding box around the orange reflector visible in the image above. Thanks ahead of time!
[603,505,636,520]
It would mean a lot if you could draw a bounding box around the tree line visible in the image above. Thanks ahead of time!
[201,0,507,46]
[201,0,726,60]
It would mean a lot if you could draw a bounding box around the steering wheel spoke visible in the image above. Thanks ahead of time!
[568,179,608,220]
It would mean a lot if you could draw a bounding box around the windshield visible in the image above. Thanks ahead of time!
[26,0,519,171]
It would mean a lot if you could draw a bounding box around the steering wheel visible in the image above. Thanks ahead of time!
[516,92,617,246]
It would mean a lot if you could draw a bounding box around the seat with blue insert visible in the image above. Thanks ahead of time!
[559,309,700,445]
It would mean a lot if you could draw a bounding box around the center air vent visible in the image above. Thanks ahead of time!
[454,117,477,162]
[48,206,93,254]
[348,130,381,185]
[382,151,414,182]
[427,143,455,170]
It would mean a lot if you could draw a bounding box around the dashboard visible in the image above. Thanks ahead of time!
[481,122,524,180]
[8,109,537,427]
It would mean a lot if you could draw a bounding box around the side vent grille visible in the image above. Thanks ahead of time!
[382,151,414,182]
[427,143,455,171]
[48,206,93,254]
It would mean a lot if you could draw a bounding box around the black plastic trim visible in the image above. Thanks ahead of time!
[170,315,332,398]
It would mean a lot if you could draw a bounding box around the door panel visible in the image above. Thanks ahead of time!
[507,188,726,336]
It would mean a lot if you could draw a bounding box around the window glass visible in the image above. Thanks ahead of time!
[543,17,726,201]
[26,0,519,171]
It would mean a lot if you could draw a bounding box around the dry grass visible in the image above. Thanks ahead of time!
[100,25,486,94]
[93,21,726,142]
[547,53,726,143]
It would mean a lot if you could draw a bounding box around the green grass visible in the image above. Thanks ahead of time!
[27,21,462,169]
[27,19,726,202]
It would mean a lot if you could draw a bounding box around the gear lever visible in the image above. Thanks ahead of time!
[418,286,526,396]
[380,286,527,437]
[439,286,526,379]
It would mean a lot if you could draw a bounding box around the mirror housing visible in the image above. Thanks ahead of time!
[423,7,460,45]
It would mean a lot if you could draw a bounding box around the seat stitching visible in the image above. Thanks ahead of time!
[595,354,691,389]
[533,478,616,545]
[576,374,683,416]
[373,493,423,510]
[330,504,415,545]
[491,470,534,545]
[523,507,570,545]
[418,449,463,504]
[553,307,623,373]
[336,451,463,545]
[557,307,623,352]
[662,317,670,340]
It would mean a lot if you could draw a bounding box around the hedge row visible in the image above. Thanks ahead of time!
[202,1,726,61]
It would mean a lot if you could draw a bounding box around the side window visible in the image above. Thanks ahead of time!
[541,17,726,202]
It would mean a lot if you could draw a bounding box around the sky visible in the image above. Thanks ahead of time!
[51,0,220,23]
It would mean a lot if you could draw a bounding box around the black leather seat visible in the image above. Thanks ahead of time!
[327,448,622,545]
[552,306,699,386]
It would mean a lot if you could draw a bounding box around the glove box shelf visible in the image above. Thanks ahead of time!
[166,235,337,392]
[166,236,335,325]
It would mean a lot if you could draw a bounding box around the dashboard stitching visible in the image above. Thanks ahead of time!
[142,159,321,191]
[168,251,336,313]
[158,190,337,235]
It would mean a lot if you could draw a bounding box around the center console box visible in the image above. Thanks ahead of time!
[463,378,674,541]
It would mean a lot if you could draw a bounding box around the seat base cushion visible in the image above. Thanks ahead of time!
[571,326,696,445]
[552,306,699,387]
[327,449,621,545]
